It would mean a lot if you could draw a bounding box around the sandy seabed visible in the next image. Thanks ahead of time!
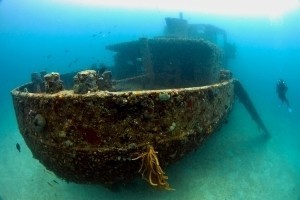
[0,102,299,200]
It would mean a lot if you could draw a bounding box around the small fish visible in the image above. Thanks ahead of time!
[16,143,21,152]
[46,54,52,59]
[47,182,53,187]
[73,58,79,63]
[53,180,59,184]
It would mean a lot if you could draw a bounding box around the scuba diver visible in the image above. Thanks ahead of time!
[276,79,292,112]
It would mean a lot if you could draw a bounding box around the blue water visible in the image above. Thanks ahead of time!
[1,1,300,199]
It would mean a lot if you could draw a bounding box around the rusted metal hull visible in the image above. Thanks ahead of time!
[11,80,234,185]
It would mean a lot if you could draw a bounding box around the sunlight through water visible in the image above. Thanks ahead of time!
[52,0,300,18]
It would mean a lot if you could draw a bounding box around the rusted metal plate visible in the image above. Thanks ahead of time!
[11,80,234,185]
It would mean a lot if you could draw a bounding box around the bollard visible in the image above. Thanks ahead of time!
[98,71,113,91]
[44,72,64,94]
[73,70,98,94]
[31,72,43,93]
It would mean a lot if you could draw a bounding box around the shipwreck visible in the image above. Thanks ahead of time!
[11,15,269,190]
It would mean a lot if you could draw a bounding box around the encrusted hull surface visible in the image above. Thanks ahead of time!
[11,80,234,185]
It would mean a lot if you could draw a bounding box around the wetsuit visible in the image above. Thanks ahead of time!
[276,79,291,111]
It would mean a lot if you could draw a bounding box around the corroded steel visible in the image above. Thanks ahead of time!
[11,80,234,185]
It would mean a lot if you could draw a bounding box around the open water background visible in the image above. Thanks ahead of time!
[0,1,300,199]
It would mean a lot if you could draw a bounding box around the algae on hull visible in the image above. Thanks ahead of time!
[11,80,234,185]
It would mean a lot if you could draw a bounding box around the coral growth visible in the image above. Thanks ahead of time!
[132,145,173,190]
